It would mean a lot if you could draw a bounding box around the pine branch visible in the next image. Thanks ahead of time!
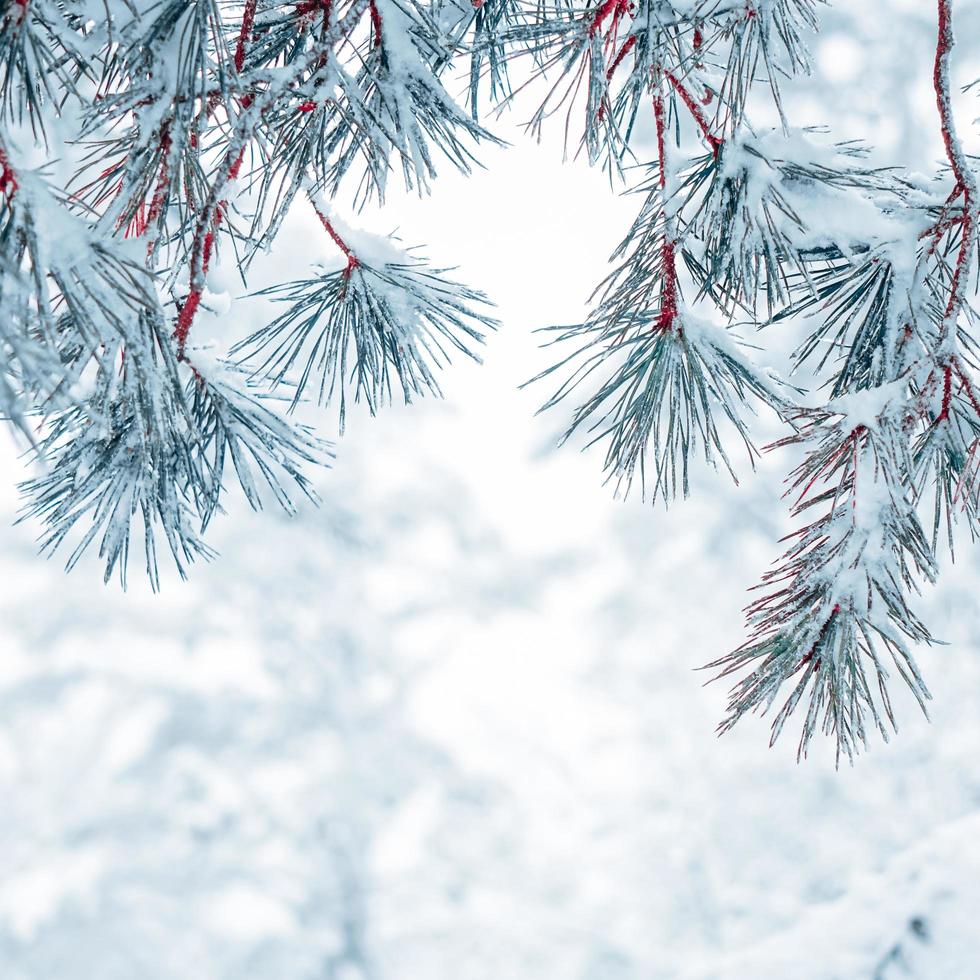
[708,405,937,763]
[3,0,980,759]
[710,0,980,758]
[233,200,496,430]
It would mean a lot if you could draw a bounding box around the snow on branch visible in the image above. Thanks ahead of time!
[709,402,937,763]
[520,0,980,755]
[1,0,979,758]
[0,0,495,587]
[233,194,496,430]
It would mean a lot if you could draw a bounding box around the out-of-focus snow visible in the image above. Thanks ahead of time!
[2,3,980,977]
[684,814,980,980]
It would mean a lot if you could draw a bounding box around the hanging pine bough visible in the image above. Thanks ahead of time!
[233,191,494,429]
[513,0,980,761]
[708,401,939,762]
[1,1,979,759]
[0,0,497,589]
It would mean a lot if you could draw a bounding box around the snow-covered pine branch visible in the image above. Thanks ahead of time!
[0,0,495,587]
[2,0,980,757]
[709,397,938,764]
[518,0,980,756]
[233,196,496,430]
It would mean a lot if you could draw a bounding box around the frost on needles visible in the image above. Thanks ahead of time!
[0,0,496,588]
[524,0,980,761]
[1,0,979,758]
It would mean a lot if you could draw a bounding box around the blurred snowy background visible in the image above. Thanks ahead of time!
[2,2,980,977]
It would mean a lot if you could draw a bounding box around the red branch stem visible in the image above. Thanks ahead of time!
[173,0,373,359]
[312,202,359,275]
[589,0,627,37]
[234,0,258,73]
[934,0,978,346]
[657,238,679,333]
[174,214,220,359]
[605,34,635,80]
[653,91,666,191]
[937,364,953,422]
[141,125,173,244]
[666,71,722,156]
[0,144,17,198]
[651,84,680,335]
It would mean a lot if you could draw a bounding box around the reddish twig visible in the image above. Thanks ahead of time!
[934,0,978,348]
[295,0,324,16]
[936,364,953,422]
[234,0,258,74]
[140,124,173,252]
[174,0,374,359]
[652,84,679,334]
[605,34,636,80]
[653,90,666,190]
[173,0,257,360]
[174,213,220,359]
[589,0,627,37]
[311,201,359,276]
[595,32,636,121]
[666,70,722,156]
[0,144,18,198]
[657,238,679,333]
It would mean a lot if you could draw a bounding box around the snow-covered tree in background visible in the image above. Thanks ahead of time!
[2,0,979,758]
